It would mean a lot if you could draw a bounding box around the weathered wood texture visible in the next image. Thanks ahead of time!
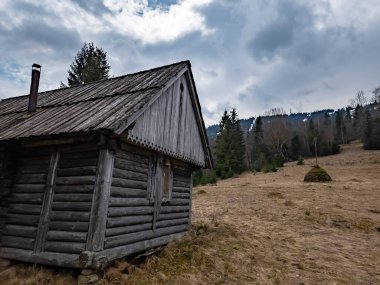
[0,146,14,241]
[0,149,50,250]
[44,150,99,254]
[105,149,192,252]
[128,74,206,167]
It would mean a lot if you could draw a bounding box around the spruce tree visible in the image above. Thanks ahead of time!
[230,108,246,173]
[67,42,111,87]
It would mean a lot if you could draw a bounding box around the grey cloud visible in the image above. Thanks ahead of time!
[71,0,112,15]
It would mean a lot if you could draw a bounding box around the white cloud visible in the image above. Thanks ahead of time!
[103,0,214,44]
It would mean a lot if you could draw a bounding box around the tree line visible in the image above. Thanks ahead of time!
[195,90,380,185]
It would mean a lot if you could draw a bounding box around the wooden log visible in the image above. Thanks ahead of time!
[46,231,87,242]
[16,165,49,174]
[110,187,146,198]
[54,185,94,194]
[171,192,190,199]
[35,152,60,253]
[86,149,114,252]
[1,235,35,250]
[60,151,98,160]
[188,172,193,226]
[162,199,189,206]
[58,158,98,169]
[0,247,81,268]
[104,224,188,249]
[109,197,151,207]
[57,166,97,177]
[112,178,147,190]
[157,212,189,221]
[52,202,93,212]
[173,175,191,184]
[6,214,40,226]
[12,184,46,193]
[156,218,189,228]
[13,174,47,184]
[7,193,44,204]
[112,168,147,182]
[107,206,154,217]
[172,180,189,188]
[113,159,148,175]
[49,221,89,232]
[50,211,90,222]
[107,215,153,228]
[160,205,190,214]
[45,241,85,254]
[8,204,42,215]
[55,176,96,185]
[105,223,152,237]
[53,193,93,202]
[2,225,37,238]
[114,151,149,165]
[172,186,190,193]
[93,232,185,269]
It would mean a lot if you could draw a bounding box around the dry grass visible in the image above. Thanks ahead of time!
[1,141,379,284]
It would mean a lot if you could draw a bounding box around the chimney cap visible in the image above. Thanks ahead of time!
[32,63,41,70]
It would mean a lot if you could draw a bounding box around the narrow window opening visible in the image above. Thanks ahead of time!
[162,158,171,199]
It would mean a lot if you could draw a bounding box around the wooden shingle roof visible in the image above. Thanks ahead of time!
[0,61,189,140]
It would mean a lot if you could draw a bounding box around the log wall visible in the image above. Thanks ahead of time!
[44,150,99,254]
[104,149,192,252]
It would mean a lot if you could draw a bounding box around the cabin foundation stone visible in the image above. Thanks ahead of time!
[78,269,99,285]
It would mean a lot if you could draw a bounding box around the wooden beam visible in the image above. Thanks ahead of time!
[86,149,114,252]
[34,151,60,253]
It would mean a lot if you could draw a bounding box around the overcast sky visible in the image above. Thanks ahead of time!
[1,0,380,126]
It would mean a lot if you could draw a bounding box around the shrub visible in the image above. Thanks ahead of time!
[263,164,277,173]
[297,156,304,165]
[193,170,217,186]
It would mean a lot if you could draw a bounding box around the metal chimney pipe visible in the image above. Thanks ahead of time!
[28,63,41,114]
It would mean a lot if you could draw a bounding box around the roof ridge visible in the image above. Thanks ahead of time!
[0,60,190,102]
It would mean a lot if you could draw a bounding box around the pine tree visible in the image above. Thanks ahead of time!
[215,108,246,178]
[67,42,111,87]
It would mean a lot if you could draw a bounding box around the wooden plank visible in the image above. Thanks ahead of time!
[107,206,154,217]
[45,241,85,254]
[104,224,188,249]
[34,151,60,253]
[107,215,153,228]
[110,187,146,198]
[86,149,114,252]
[188,172,193,226]
[46,231,87,242]
[105,223,152,237]
[49,221,89,232]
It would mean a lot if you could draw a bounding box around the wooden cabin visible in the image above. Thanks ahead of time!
[0,61,213,269]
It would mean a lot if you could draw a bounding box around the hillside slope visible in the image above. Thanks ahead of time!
[0,142,379,284]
